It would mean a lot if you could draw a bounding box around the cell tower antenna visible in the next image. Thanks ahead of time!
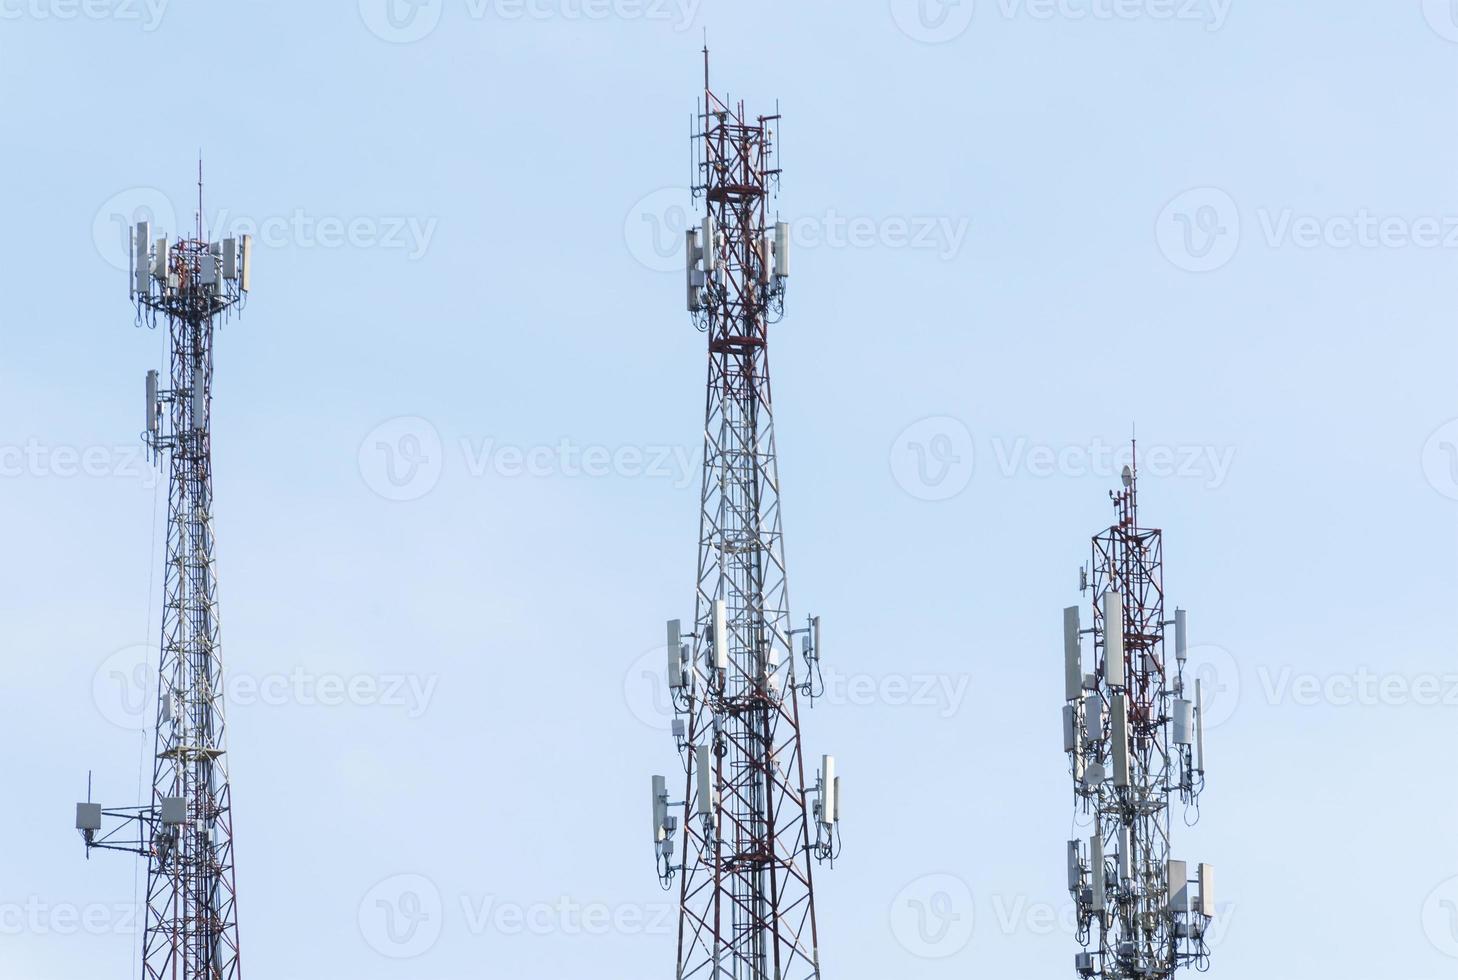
[650,57,838,980]
[76,175,254,980]
[1062,441,1215,979]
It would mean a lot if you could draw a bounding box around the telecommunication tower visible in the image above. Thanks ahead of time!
[76,179,252,980]
[650,51,842,980]
[1062,448,1215,978]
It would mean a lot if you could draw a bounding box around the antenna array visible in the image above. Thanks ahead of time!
[1063,453,1215,978]
[77,206,252,980]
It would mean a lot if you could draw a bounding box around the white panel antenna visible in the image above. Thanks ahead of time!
[773,221,790,277]
[238,235,252,292]
[711,599,728,670]
[1167,859,1188,912]
[145,370,159,436]
[222,237,239,280]
[1172,699,1193,746]
[1174,607,1187,663]
[695,745,713,816]
[652,774,668,840]
[1195,678,1206,773]
[1063,606,1082,701]
[1198,863,1215,917]
[1111,693,1129,788]
[666,619,684,688]
[700,216,717,273]
[820,755,836,825]
[134,222,150,294]
[1103,591,1124,688]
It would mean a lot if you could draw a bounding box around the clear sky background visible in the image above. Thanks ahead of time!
[2,0,1458,977]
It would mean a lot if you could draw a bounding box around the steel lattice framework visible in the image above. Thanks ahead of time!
[652,53,840,980]
[80,202,250,980]
[1063,450,1213,979]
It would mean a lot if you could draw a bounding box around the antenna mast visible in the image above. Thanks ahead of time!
[1063,444,1215,978]
[77,185,253,980]
[651,53,840,980]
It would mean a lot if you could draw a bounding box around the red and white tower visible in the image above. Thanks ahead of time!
[651,52,842,980]
[78,184,252,980]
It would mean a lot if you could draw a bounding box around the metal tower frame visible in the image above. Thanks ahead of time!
[651,51,841,980]
[1063,447,1214,979]
[77,184,251,980]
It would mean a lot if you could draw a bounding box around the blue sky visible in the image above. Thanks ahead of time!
[3,1,1458,977]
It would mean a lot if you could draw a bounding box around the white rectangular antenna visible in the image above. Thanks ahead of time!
[821,755,837,825]
[1168,859,1189,912]
[832,776,841,823]
[695,745,713,816]
[222,237,239,280]
[238,234,252,292]
[1111,693,1129,788]
[685,229,701,311]
[1174,607,1188,663]
[1090,833,1106,911]
[201,252,219,288]
[145,370,159,435]
[813,615,821,661]
[666,619,684,688]
[1066,840,1082,891]
[700,216,717,273]
[711,599,728,670]
[1103,591,1124,688]
[1172,698,1193,745]
[1084,699,1103,748]
[134,222,150,294]
[1198,863,1215,917]
[1062,704,1077,753]
[774,221,790,277]
[1063,606,1082,701]
[153,237,170,279]
[652,774,667,840]
[1195,678,1206,772]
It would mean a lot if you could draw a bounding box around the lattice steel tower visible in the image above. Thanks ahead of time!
[650,52,842,980]
[77,186,252,980]
[1062,447,1215,978]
